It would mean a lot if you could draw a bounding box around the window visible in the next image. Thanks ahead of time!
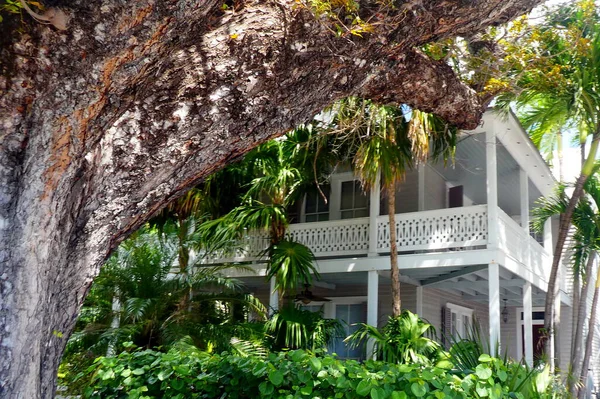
[333,303,365,359]
[446,303,474,339]
[304,186,330,222]
[340,180,369,219]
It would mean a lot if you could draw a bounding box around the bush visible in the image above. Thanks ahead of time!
[346,311,444,366]
[79,347,565,399]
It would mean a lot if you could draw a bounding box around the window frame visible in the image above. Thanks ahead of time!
[329,172,370,221]
[446,302,474,339]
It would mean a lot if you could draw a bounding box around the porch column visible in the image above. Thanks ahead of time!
[368,174,381,256]
[544,218,553,256]
[520,169,532,269]
[523,282,534,366]
[418,164,425,211]
[367,270,379,359]
[489,262,500,356]
[519,169,529,232]
[486,129,499,248]
[416,286,423,316]
[269,277,279,315]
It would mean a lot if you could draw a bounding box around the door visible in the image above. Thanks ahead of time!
[522,324,547,364]
[332,303,366,359]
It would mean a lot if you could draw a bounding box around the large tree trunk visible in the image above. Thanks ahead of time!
[387,182,401,316]
[0,0,544,397]
[544,133,600,369]
[578,263,600,399]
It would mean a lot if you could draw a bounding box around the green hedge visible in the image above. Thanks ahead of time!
[79,348,563,399]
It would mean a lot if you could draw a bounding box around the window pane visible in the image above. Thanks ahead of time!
[305,192,317,213]
[341,210,354,219]
[354,186,368,209]
[317,214,329,222]
[354,208,369,218]
[341,181,354,210]
[306,214,317,223]
[318,186,330,212]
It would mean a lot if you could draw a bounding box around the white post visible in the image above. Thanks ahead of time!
[323,302,335,319]
[416,286,423,316]
[418,164,425,211]
[486,129,499,248]
[520,169,529,233]
[523,282,534,366]
[269,277,279,315]
[489,262,500,356]
[367,270,379,359]
[368,174,381,256]
[544,218,553,256]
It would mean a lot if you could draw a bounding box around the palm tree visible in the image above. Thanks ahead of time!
[198,133,322,301]
[345,311,443,364]
[533,175,600,395]
[65,226,265,356]
[328,99,456,316]
[497,3,600,364]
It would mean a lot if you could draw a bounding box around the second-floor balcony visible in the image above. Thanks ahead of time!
[202,111,569,295]
[204,204,561,291]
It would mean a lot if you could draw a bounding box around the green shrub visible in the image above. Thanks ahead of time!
[346,311,444,366]
[79,347,565,399]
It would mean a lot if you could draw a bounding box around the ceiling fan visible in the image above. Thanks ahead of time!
[289,284,331,304]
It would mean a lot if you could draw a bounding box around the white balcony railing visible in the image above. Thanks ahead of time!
[203,205,489,262]
[204,204,560,294]
[376,205,488,252]
[289,218,370,257]
[497,210,555,289]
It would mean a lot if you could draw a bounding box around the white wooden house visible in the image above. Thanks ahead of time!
[205,110,600,387]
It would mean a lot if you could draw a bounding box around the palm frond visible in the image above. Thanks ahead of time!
[267,240,319,294]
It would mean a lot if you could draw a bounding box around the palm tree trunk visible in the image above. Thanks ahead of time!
[570,270,580,358]
[577,263,600,399]
[387,182,401,316]
[178,216,193,310]
[545,133,600,369]
[570,251,595,396]
[106,292,121,357]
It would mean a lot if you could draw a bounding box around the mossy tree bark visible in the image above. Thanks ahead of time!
[0,0,543,397]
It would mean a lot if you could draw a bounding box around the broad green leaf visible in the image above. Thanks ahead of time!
[259,381,274,395]
[475,364,493,380]
[391,392,407,399]
[300,385,313,395]
[497,370,507,382]
[370,387,385,399]
[356,380,371,396]
[171,379,184,391]
[476,383,489,397]
[269,370,284,386]
[309,357,322,372]
[478,354,493,363]
[411,382,427,398]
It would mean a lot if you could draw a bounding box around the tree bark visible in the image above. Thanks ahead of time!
[388,182,401,316]
[544,133,600,369]
[570,251,595,396]
[578,263,600,399]
[0,0,545,396]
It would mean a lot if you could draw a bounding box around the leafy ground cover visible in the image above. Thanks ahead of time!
[79,347,564,399]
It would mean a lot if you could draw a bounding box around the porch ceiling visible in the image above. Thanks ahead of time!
[237,266,547,307]
[413,265,547,307]
[430,132,543,216]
